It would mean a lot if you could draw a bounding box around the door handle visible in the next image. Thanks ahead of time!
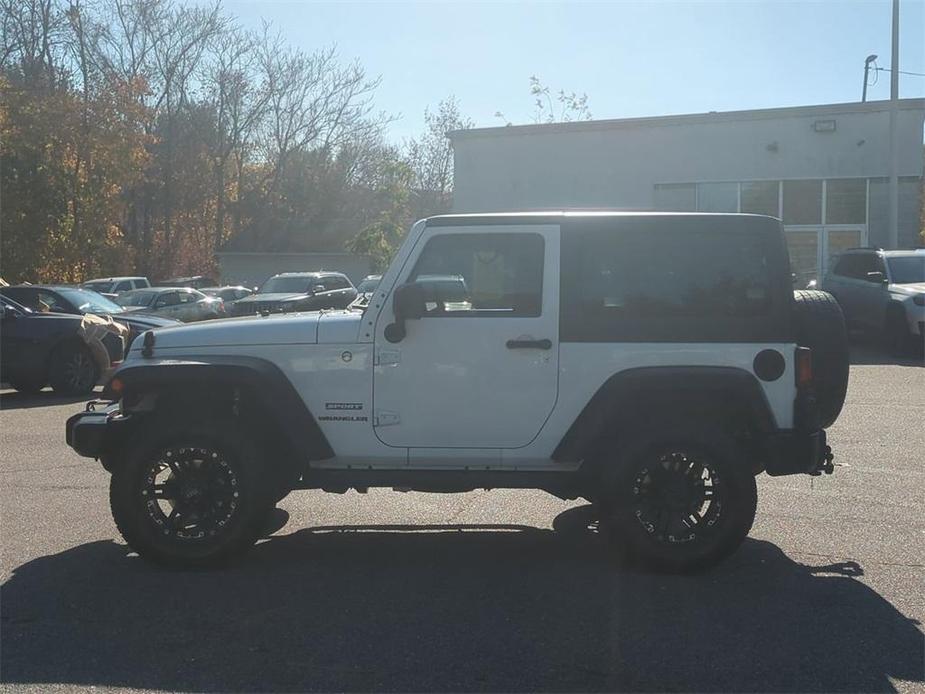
[506,338,552,350]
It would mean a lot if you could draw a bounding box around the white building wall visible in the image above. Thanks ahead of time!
[451,100,924,224]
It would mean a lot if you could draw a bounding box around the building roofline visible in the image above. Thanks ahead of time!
[448,98,925,141]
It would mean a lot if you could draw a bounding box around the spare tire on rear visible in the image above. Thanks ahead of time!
[792,290,849,428]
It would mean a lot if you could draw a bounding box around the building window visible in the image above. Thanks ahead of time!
[741,181,780,217]
[654,183,695,211]
[696,182,738,213]
[825,179,867,224]
[782,180,823,225]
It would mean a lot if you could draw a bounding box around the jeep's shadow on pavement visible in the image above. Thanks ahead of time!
[2,505,922,693]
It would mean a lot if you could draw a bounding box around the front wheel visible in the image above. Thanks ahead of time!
[109,418,273,567]
[596,429,757,573]
[49,342,99,394]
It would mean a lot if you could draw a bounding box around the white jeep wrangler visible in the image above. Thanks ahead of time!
[66,212,849,571]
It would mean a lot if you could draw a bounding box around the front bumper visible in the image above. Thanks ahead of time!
[65,400,125,461]
[763,428,834,477]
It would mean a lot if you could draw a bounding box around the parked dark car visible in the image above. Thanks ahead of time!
[0,284,181,348]
[232,272,357,316]
[158,275,217,289]
[1,295,124,394]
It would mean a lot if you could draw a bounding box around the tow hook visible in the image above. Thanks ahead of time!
[813,445,835,476]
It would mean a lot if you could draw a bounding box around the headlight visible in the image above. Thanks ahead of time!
[914,294,925,307]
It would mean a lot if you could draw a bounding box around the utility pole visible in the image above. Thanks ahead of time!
[862,54,877,102]
[887,0,899,249]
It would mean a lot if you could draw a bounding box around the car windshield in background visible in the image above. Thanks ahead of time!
[888,257,925,284]
[117,291,155,307]
[58,288,124,314]
[258,277,312,294]
[82,281,112,292]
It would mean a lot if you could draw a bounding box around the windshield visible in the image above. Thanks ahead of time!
[58,288,124,313]
[888,257,925,284]
[258,277,313,294]
[117,291,155,307]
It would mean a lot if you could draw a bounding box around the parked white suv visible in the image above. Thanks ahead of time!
[821,248,924,353]
[66,212,849,571]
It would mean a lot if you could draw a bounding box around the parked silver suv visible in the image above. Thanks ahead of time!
[821,248,924,353]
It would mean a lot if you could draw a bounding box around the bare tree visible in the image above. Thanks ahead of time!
[405,97,473,217]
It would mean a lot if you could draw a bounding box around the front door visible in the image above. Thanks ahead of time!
[373,225,560,450]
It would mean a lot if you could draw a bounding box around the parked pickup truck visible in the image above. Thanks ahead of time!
[66,212,848,571]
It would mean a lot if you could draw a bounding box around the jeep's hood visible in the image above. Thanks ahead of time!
[890,282,925,297]
[140,312,320,352]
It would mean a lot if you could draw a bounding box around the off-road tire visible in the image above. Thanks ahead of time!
[48,341,100,395]
[109,417,274,567]
[792,290,849,428]
[596,426,757,573]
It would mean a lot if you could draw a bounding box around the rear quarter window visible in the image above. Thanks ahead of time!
[560,216,792,342]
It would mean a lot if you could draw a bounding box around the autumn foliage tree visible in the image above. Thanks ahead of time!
[0,0,470,284]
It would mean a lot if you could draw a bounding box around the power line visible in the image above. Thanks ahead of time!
[874,67,925,77]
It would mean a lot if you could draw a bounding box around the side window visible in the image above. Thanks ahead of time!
[132,279,147,289]
[178,291,198,304]
[38,291,66,312]
[114,280,132,292]
[832,255,860,278]
[156,292,180,307]
[856,254,884,282]
[408,233,544,317]
[560,219,783,342]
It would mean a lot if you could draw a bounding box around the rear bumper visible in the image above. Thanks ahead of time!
[65,401,124,460]
[763,428,834,476]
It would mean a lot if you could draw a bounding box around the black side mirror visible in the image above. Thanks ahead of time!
[866,271,887,284]
[384,282,427,343]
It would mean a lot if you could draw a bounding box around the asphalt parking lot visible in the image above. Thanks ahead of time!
[1,343,923,693]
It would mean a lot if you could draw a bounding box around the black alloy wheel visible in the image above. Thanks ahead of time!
[629,450,724,546]
[141,445,242,542]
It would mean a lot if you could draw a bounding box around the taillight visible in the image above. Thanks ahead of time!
[795,346,813,388]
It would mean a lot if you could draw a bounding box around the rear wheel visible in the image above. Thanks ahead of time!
[110,418,273,567]
[596,428,757,572]
[48,342,99,395]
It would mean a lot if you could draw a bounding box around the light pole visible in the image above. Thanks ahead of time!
[887,0,899,249]
[862,54,877,102]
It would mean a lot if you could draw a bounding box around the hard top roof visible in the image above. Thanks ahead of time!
[425,211,778,227]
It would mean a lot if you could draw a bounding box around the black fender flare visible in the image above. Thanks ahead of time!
[105,356,334,461]
[552,366,777,463]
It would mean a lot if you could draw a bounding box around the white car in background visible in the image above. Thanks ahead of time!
[116,287,225,322]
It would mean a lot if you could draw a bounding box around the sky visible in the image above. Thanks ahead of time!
[210,0,925,143]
